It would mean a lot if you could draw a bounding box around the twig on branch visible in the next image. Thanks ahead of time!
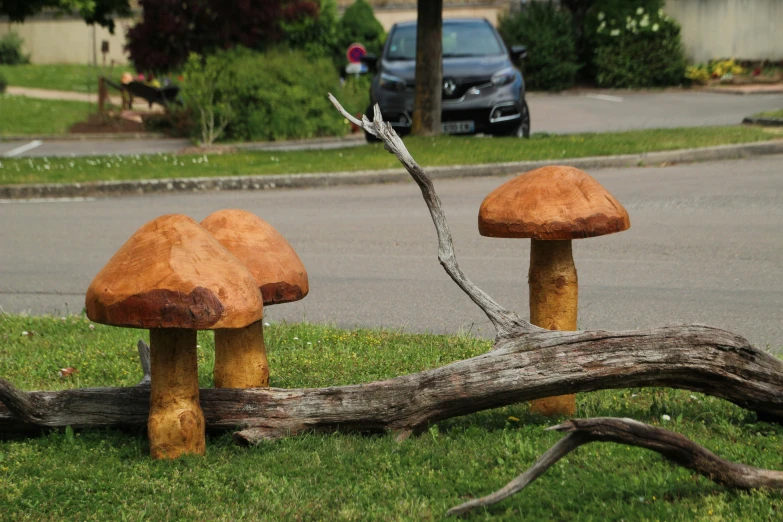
[137,340,151,386]
[328,94,538,340]
[447,417,783,516]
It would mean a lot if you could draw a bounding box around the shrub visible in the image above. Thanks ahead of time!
[338,0,386,59]
[207,49,346,142]
[590,3,686,88]
[498,2,579,92]
[181,52,236,146]
[280,0,342,69]
[0,72,7,93]
[0,31,30,65]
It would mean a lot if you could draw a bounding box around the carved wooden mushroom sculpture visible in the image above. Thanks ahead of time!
[478,165,630,416]
[200,209,309,389]
[85,214,264,459]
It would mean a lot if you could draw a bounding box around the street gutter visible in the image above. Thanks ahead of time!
[1,140,782,200]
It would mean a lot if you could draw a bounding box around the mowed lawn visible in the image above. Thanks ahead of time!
[0,95,93,136]
[0,63,120,93]
[1,316,781,520]
[0,125,777,186]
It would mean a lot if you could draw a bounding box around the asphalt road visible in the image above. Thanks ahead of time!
[1,155,781,353]
[1,90,782,158]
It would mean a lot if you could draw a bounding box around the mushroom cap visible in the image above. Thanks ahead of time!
[85,214,264,329]
[200,209,309,305]
[478,165,630,240]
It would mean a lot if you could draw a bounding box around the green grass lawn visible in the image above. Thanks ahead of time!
[1,315,781,520]
[0,126,777,186]
[753,109,783,119]
[0,63,122,93]
[0,95,93,136]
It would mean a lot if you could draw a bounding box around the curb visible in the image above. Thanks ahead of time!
[1,140,782,200]
[743,117,783,127]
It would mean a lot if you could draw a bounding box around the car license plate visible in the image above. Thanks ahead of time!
[442,121,475,134]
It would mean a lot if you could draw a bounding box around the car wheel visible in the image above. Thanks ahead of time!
[515,100,531,138]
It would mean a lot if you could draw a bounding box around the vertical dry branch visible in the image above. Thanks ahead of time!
[328,95,537,340]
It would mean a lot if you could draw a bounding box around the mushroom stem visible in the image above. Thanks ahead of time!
[148,328,205,459]
[528,239,578,416]
[214,320,269,388]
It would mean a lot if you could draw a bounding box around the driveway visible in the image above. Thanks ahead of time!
[1,155,780,353]
[1,90,781,158]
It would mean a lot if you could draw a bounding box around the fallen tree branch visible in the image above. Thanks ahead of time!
[2,325,781,440]
[447,417,783,516]
[329,95,536,340]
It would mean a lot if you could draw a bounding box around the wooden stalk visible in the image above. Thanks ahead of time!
[214,320,270,388]
[528,239,578,416]
[148,329,205,459]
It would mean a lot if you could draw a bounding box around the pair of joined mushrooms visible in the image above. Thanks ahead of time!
[85,210,307,459]
[479,165,630,416]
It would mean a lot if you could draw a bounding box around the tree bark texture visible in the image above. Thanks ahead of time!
[528,239,578,416]
[447,417,783,515]
[3,325,782,443]
[411,0,443,135]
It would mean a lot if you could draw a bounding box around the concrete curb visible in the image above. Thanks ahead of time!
[0,133,169,141]
[1,140,782,200]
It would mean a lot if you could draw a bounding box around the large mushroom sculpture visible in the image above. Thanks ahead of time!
[85,214,265,459]
[478,165,630,416]
[200,209,309,389]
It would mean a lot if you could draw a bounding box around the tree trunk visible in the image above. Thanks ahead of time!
[411,0,443,136]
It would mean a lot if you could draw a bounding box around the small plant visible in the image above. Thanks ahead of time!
[498,2,579,92]
[0,31,30,65]
[686,59,747,85]
[0,71,7,94]
[181,52,235,147]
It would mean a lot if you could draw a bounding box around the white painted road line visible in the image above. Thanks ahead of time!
[585,93,624,103]
[0,197,97,204]
[3,140,43,157]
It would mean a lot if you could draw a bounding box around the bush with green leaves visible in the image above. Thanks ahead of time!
[590,3,686,88]
[0,31,30,65]
[338,0,386,60]
[280,0,342,69]
[0,72,7,93]
[215,48,346,142]
[181,52,236,146]
[498,2,579,92]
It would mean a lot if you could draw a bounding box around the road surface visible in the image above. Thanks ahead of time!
[1,155,781,353]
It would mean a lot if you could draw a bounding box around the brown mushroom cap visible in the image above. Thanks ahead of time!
[478,165,630,240]
[86,214,264,329]
[200,209,309,305]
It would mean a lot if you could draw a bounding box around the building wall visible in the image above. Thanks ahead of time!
[666,0,783,62]
[0,17,135,65]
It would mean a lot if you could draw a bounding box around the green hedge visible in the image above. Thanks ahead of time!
[498,2,579,92]
[0,31,30,65]
[211,49,346,141]
[589,2,686,88]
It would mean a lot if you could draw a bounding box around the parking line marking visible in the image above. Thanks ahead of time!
[3,140,43,157]
[586,93,624,103]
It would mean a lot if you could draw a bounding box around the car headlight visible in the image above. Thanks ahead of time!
[491,68,516,87]
[380,72,407,92]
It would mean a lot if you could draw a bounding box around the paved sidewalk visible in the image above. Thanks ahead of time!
[6,86,124,105]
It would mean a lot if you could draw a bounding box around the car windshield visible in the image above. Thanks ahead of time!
[385,21,504,60]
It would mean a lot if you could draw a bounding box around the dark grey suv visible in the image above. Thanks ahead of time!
[363,18,529,141]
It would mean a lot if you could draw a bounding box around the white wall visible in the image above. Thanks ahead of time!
[666,0,783,62]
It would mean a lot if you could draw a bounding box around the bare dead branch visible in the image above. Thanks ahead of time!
[137,340,151,386]
[0,378,41,425]
[329,94,537,340]
[3,324,781,439]
[447,417,783,516]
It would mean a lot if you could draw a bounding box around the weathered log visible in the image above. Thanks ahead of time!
[2,324,782,441]
[447,417,783,516]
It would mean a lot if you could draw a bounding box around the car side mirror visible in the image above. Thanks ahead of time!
[361,54,378,71]
[511,45,527,61]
